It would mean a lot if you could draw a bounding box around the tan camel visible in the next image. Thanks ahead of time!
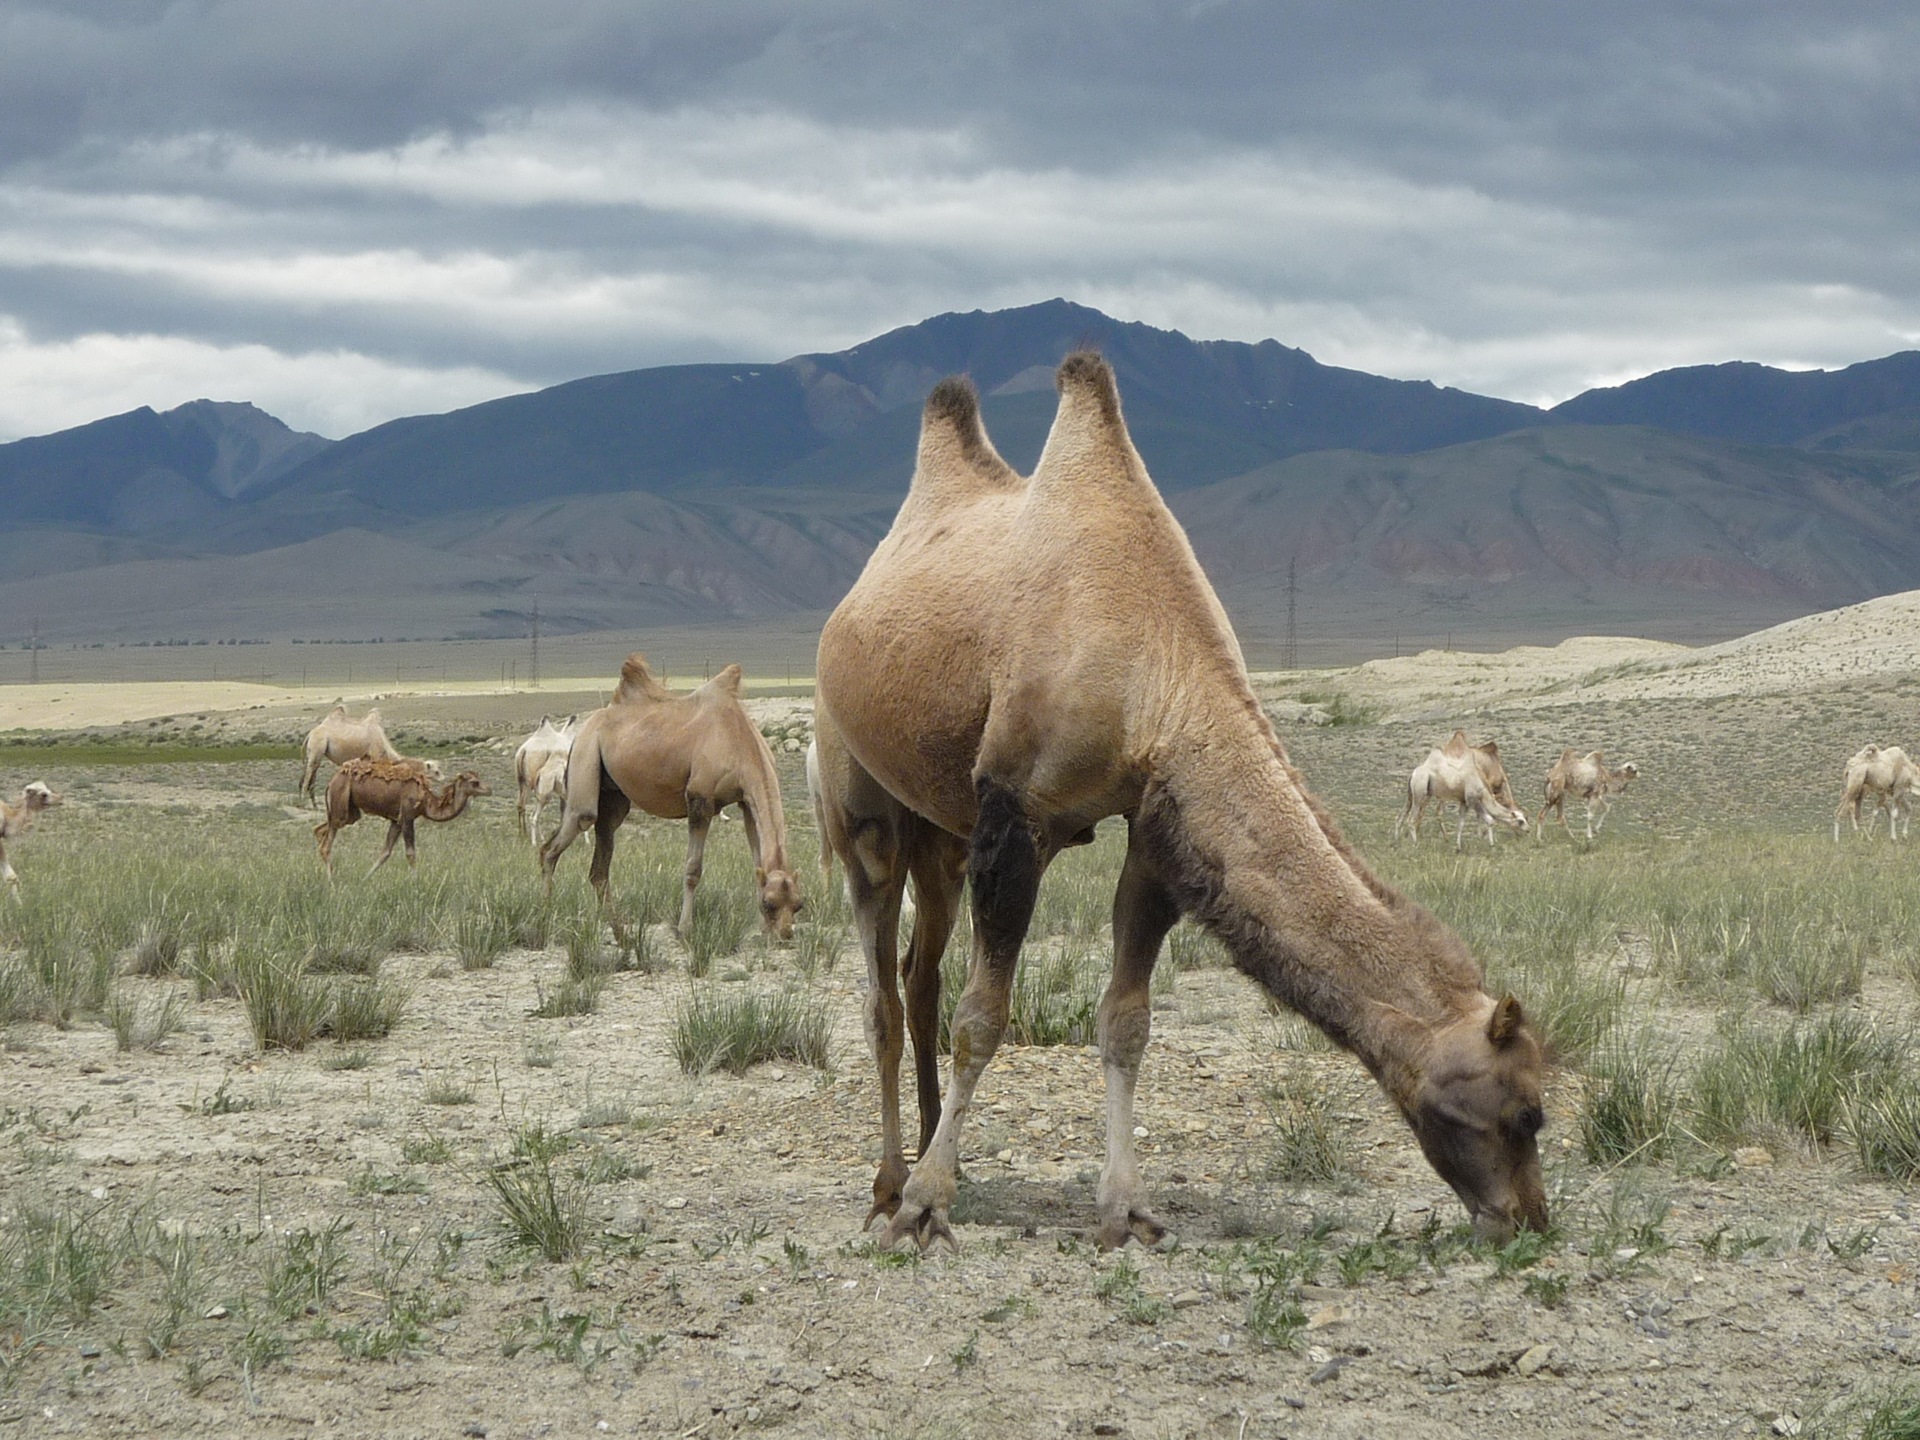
[300,706,424,805]
[814,355,1547,1253]
[1834,745,1916,842]
[314,758,489,875]
[541,657,803,941]
[1,781,61,896]
[514,714,580,847]
[1395,735,1530,849]
[1538,749,1640,842]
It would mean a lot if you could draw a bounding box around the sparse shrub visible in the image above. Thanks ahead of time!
[530,969,605,1018]
[104,984,189,1052]
[1006,938,1105,1047]
[1166,920,1227,971]
[401,1134,454,1165]
[524,1037,560,1068]
[1261,1074,1358,1186]
[1692,1010,1906,1147]
[793,921,846,978]
[485,1146,588,1262]
[234,943,331,1052]
[323,1047,372,1071]
[1847,1080,1920,1182]
[1581,1030,1678,1163]
[327,973,412,1042]
[128,920,183,977]
[683,893,746,977]
[422,1079,474,1106]
[454,908,511,971]
[671,986,832,1075]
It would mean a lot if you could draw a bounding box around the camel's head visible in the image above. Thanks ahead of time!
[1407,994,1549,1245]
[1494,801,1529,835]
[451,771,490,798]
[755,866,804,941]
[1615,762,1640,783]
[23,781,61,812]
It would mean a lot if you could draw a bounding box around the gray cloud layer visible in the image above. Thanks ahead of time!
[2,1,1917,438]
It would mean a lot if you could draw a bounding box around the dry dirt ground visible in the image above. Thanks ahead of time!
[4,605,1920,1440]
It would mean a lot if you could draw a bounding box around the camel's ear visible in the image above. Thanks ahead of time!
[1487,994,1526,1047]
[755,867,767,886]
[1478,741,1499,758]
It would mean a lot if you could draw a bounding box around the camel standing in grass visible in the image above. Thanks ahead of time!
[813,354,1547,1252]
[541,657,803,942]
[1537,749,1640,842]
[301,706,409,805]
[314,758,489,875]
[1834,745,1916,842]
[1396,733,1530,849]
[514,715,579,847]
[1,781,61,896]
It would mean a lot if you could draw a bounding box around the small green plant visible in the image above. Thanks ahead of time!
[264,1217,353,1320]
[530,969,605,1018]
[1094,1254,1172,1325]
[349,1168,428,1196]
[1245,1286,1307,1349]
[980,1294,1036,1324]
[401,1133,454,1165]
[524,1037,560,1068]
[1847,1079,1920,1181]
[671,986,832,1075]
[104,984,188,1052]
[1261,1075,1358,1186]
[1580,1030,1677,1163]
[1521,1271,1569,1308]
[454,907,511,971]
[951,1328,980,1372]
[327,973,411,1042]
[423,1078,475,1106]
[574,1148,649,1185]
[323,1047,372,1071]
[485,1138,588,1262]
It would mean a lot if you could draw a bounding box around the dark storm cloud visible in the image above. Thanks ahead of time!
[1,1,1917,438]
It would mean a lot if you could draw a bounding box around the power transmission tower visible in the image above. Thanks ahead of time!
[529,602,540,690]
[1283,558,1298,672]
[29,616,39,685]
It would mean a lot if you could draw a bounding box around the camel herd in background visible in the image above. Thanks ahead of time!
[1395,730,1643,850]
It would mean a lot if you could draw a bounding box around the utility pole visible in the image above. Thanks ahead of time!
[529,601,540,690]
[29,617,38,685]
[1282,558,1298,672]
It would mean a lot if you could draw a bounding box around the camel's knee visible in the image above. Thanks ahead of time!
[865,986,905,1060]
[1097,992,1152,1073]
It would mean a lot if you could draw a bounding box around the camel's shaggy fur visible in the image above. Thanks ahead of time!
[1834,744,1916,842]
[514,714,579,848]
[0,781,61,896]
[541,657,803,941]
[813,355,1547,1252]
[1538,748,1640,842]
[314,758,489,876]
[1396,731,1531,850]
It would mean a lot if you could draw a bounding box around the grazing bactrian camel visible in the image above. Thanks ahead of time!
[1,781,61,897]
[301,706,414,805]
[314,758,489,875]
[813,354,1547,1252]
[1395,732,1530,850]
[1833,744,1916,842]
[1537,749,1640,842]
[541,657,804,942]
[514,715,580,847]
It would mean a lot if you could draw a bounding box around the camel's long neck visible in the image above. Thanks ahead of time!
[739,747,791,873]
[425,787,471,822]
[1140,722,1484,1109]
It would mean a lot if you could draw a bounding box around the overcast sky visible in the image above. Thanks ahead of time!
[2,1,1917,440]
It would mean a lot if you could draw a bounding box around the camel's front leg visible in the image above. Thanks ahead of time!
[883,778,1045,1254]
[1,842,16,896]
[369,819,404,875]
[1096,832,1180,1249]
[904,827,968,1155]
[402,817,419,870]
[678,796,714,933]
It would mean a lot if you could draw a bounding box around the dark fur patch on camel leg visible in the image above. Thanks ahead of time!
[969,777,1042,959]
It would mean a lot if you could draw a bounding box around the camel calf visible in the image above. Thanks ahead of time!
[1537,749,1640,842]
[1396,731,1529,850]
[1834,744,1916,842]
[1,781,61,896]
[514,714,579,847]
[314,758,489,876]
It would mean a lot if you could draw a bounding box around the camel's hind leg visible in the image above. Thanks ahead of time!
[369,819,405,875]
[903,821,967,1156]
[585,787,634,944]
[1094,828,1180,1250]
[1,841,15,897]
[884,777,1051,1254]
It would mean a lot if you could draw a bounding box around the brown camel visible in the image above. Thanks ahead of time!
[814,354,1547,1253]
[1833,744,1916,842]
[314,758,489,875]
[300,706,421,805]
[540,657,803,942]
[1538,749,1640,842]
[1,781,61,896]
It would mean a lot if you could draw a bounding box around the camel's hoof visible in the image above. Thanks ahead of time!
[862,1194,902,1231]
[1097,1208,1169,1251]
[879,1204,957,1255]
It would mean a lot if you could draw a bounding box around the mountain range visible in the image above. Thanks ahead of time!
[3,299,1919,654]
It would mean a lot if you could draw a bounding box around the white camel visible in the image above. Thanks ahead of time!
[1834,745,1916,842]
[1397,746,1530,850]
[1,781,61,896]
[300,706,430,805]
[514,714,579,847]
